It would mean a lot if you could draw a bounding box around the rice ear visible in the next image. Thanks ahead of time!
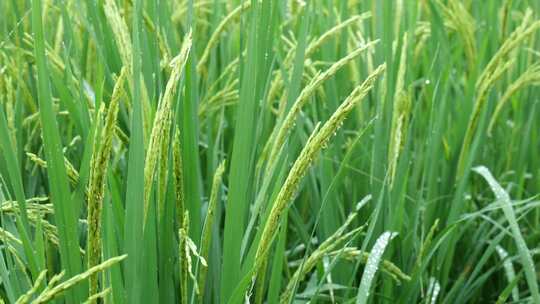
[265,40,379,171]
[487,63,540,136]
[457,12,540,177]
[388,33,410,187]
[253,63,386,293]
[143,31,192,225]
[32,255,127,304]
[86,67,126,299]
[198,160,226,300]
[197,2,253,73]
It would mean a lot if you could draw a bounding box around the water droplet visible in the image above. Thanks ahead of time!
[357,232,397,303]
[426,277,441,304]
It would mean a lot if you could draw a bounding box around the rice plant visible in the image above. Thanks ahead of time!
[0,0,539,303]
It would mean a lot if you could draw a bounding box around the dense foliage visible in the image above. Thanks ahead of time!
[0,0,539,303]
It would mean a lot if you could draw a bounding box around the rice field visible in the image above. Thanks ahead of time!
[0,0,539,303]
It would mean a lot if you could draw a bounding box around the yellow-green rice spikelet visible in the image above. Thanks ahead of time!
[86,67,126,299]
[198,160,226,301]
[388,34,411,187]
[143,31,192,224]
[457,10,540,177]
[265,40,379,170]
[32,255,127,304]
[253,63,386,289]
